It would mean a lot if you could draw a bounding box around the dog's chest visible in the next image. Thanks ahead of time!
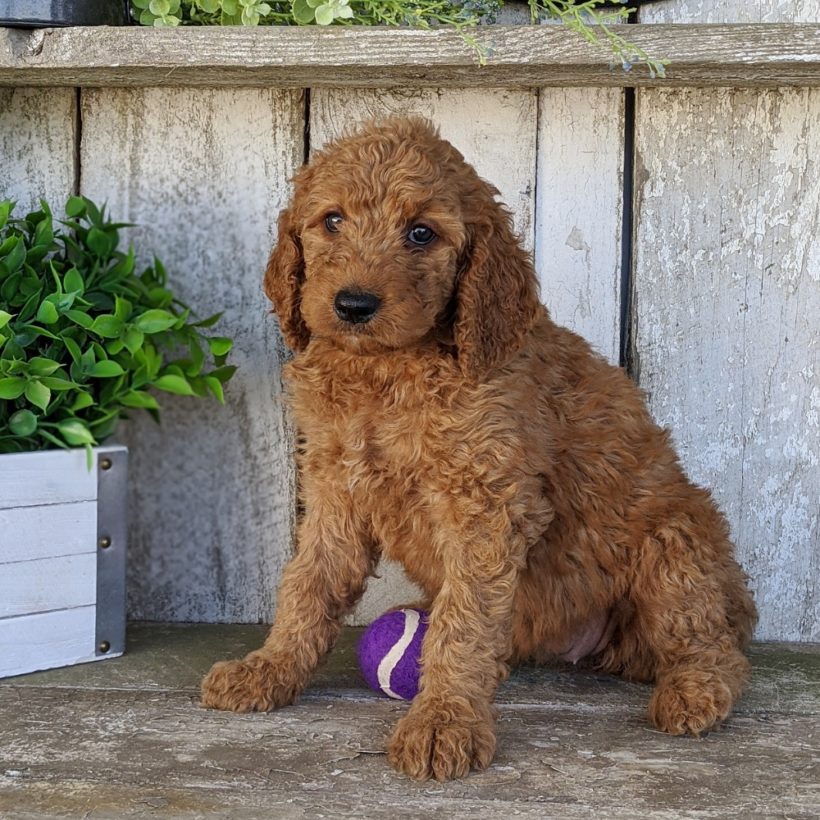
[290,358,467,547]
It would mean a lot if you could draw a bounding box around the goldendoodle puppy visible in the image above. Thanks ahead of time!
[202,117,757,781]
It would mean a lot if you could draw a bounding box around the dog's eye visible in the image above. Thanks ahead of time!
[324,213,343,234]
[407,224,436,246]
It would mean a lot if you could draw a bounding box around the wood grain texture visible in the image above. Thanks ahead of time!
[0,87,75,212]
[0,606,99,678]
[641,0,820,23]
[632,87,820,642]
[536,87,624,364]
[7,624,818,716]
[0,449,97,510]
[309,87,537,624]
[0,501,96,564]
[0,553,96,619]
[79,87,303,623]
[2,25,820,88]
[0,625,817,818]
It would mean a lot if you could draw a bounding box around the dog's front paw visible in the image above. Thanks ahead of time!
[387,700,497,781]
[649,669,733,736]
[200,653,298,713]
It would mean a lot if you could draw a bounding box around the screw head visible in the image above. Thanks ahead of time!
[98,641,110,653]
[100,457,112,471]
[99,536,112,549]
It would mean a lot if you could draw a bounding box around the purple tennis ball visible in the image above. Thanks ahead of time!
[357,608,428,700]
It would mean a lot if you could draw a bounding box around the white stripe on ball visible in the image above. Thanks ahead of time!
[376,608,421,699]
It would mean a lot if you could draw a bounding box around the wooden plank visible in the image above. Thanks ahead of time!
[2,25,820,88]
[310,88,537,624]
[0,86,76,212]
[79,87,303,623]
[0,606,99,678]
[0,500,96,563]
[0,552,96,619]
[536,88,624,364]
[0,681,816,818]
[0,449,97,510]
[4,624,818,720]
[632,87,820,642]
[641,0,820,23]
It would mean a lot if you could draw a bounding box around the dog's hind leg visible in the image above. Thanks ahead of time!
[617,517,756,735]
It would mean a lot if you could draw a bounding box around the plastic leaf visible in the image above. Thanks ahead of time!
[3,238,26,273]
[123,327,145,356]
[205,376,225,404]
[292,0,315,23]
[64,268,85,295]
[65,196,87,218]
[91,315,125,339]
[134,309,178,334]
[24,380,51,411]
[120,390,160,410]
[65,309,93,329]
[0,200,11,230]
[28,357,62,377]
[56,419,96,446]
[69,392,95,412]
[207,336,233,357]
[88,360,125,378]
[153,374,196,396]
[0,377,26,399]
[35,301,59,325]
[314,4,334,24]
[62,336,83,365]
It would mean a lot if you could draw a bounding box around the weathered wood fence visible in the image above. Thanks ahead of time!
[1,1,818,641]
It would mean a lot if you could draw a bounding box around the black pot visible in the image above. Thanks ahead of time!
[0,0,130,27]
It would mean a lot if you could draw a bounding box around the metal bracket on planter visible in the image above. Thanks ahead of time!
[0,1,131,27]
[95,445,128,659]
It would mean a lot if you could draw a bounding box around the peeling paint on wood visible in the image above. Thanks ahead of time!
[632,87,820,641]
[79,87,304,623]
[641,0,820,23]
[309,88,538,625]
[0,87,75,210]
[536,87,624,364]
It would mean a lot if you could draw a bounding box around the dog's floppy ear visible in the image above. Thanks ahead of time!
[453,199,541,380]
[264,204,310,352]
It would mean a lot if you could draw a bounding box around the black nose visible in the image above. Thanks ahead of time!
[334,289,381,324]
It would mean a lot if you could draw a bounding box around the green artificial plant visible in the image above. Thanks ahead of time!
[0,197,235,462]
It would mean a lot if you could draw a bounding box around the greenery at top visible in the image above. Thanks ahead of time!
[0,198,235,460]
[529,1,666,77]
[131,0,503,29]
[130,0,667,77]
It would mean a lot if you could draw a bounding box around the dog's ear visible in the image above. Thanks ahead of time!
[453,200,541,380]
[264,204,310,352]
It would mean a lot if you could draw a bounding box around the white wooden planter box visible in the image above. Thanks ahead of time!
[0,445,127,678]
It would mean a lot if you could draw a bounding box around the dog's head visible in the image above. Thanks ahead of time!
[265,117,540,379]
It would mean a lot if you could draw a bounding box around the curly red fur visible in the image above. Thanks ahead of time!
[202,117,757,781]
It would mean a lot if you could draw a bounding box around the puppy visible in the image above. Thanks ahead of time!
[202,117,757,781]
